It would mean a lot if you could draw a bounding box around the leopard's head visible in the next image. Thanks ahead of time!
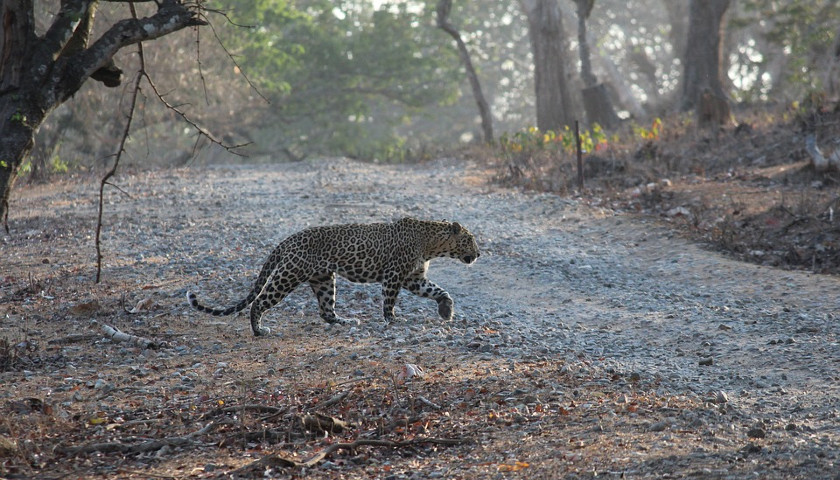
[437,221,480,264]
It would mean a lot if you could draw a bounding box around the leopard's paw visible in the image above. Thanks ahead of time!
[253,326,271,337]
[437,298,454,321]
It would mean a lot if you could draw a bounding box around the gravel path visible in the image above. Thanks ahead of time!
[112,158,840,394]
[7,157,839,474]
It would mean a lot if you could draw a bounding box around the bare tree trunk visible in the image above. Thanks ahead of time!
[595,51,646,118]
[574,0,618,129]
[436,0,493,143]
[0,0,205,224]
[824,26,840,100]
[0,1,39,230]
[681,0,730,115]
[521,0,575,131]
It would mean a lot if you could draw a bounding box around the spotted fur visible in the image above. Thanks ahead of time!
[187,217,480,336]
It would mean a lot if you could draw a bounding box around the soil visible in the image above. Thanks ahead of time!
[1,156,839,479]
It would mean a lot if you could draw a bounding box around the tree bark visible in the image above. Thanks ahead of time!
[0,0,206,224]
[521,0,575,132]
[436,0,493,143]
[680,0,730,114]
[823,25,840,99]
[574,0,617,129]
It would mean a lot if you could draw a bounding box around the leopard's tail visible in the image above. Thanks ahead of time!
[186,290,257,316]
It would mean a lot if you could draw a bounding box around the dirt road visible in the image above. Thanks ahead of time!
[2,158,839,478]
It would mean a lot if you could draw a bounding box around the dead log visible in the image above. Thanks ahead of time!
[100,323,158,349]
[805,133,840,172]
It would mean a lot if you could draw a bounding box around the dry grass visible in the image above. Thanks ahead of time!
[487,105,840,274]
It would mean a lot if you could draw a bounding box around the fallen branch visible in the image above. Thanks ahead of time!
[415,395,442,410]
[220,428,289,448]
[319,390,351,409]
[805,133,840,172]
[58,421,221,455]
[101,323,158,349]
[228,436,473,474]
[300,413,354,434]
[199,403,286,421]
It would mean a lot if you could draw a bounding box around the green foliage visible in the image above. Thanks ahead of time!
[738,0,840,97]
[498,124,609,158]
[631,118,662,141]
[10,112,26,125]
[216,0,461,160]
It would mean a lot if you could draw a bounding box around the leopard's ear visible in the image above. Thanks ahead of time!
[450,222,463,235]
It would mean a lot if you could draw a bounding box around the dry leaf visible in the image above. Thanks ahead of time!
[498,461,530,472]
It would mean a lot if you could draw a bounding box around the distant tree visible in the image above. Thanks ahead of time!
[574,0,618,129]
[436,0,494,143]
[681,0,731,124]
[735,0,840,101]
[223,0,460,160]
[0,0,206,226]
[521,0,576,131]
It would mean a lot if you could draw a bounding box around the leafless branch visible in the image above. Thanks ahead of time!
[144,75,252,155]
[95,32,145,283]
[200,11,270,104]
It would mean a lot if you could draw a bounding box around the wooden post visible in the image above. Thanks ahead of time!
[575,120,584,190]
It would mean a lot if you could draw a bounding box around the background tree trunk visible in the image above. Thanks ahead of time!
[436,0,494,143]
[522,0,575,132]
[681,0,730,116]
[575,0,618,129]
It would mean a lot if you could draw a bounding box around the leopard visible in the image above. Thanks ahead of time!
[187,217,480,336]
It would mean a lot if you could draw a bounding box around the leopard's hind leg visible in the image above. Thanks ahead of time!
[249,268,304,336]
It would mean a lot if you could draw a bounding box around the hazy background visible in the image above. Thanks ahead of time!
[28,0,840,171]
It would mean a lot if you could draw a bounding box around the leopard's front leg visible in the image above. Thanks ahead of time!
[403,275,454,320]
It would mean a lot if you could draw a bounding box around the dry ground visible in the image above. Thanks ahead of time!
[2,128,840,479]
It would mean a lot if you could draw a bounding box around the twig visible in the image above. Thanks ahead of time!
[333,376,373,386]
[200,13,270,105]
[575,120,584,190]
[299,413,354,434]
[220,428,289,448]
[227,437,473,474]
[415,395,442,410]
[144,75,251,155]
[319,390,351,408]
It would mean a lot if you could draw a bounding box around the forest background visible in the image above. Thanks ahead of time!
[17,0,840,172]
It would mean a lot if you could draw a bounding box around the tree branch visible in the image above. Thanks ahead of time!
[144,74,251,156]
[36,0,94,68]
[55,0,208,102]
[435,0,494,142]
